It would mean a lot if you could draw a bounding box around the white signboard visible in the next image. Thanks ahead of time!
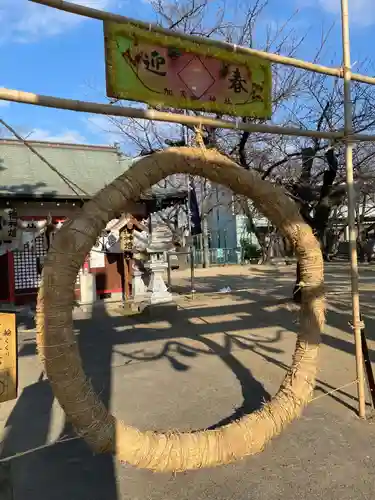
[104,230,122,253]
[89,248,105,268]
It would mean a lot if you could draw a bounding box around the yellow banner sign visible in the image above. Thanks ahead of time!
[104,22,272,118]
[0,313,18,403]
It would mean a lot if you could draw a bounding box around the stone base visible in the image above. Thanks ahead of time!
[149,293,173,305]
[138,301,178,320]
[79,304,94,315]
[112,302,143,316]
[132,292,151,305]
[79,273,96,305]
[145,260,173,305]
[132,268,148,303]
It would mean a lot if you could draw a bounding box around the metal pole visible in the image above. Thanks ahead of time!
[184,114,195,289]
[167,252,172,291]
[190,249,195,297]
[187,177,192,236]
[186,178,196,294]
[341,0,366,419]
[184,113,193,243]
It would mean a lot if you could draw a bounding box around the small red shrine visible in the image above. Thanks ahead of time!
[0,138,187,305]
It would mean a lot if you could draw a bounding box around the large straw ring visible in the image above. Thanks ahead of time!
[36,147,324,472]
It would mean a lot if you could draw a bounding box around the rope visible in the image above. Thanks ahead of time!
[311,380,358,402]
[194,125,206,150]
[0,376,359,465]
[0,436,80,463]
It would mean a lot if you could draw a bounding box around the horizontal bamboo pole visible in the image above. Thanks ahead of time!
[2,87,375,142]
[30,0,375,86]
[0,88,375,142]
[0,87,339,140]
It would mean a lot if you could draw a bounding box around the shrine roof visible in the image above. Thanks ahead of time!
[0,138,132,199]
[0,141,189,208]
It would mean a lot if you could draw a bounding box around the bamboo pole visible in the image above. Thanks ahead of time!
[24,0,373,426]
[30,0,375,86]
[340,0,366,419]
[3,87,375,143]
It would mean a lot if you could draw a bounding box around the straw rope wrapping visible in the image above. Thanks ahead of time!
[36,147,324,472]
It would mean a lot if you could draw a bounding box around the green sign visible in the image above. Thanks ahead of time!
[104,22,272,118]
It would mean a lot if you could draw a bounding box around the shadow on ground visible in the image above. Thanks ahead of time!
[1,293,279,500]
[1,264,375,499]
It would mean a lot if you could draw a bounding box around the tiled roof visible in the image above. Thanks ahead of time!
[0,139,132,198]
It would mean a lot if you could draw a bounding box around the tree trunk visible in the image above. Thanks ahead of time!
[239,196,267,260]
[291,147,339,301]
[357,195,367,263]
[202,215,210,268]
[324,228,342,260]
[293,261,302,304]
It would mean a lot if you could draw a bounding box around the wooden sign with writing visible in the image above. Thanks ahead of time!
[120,227,134,252]
[104,22,272,118]
[0,313,18,403]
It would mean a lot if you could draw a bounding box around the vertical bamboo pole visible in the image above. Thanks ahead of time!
[124,253,130,301]
[340,0,366,418]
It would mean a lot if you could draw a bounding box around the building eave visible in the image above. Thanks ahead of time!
[0,138,120,153]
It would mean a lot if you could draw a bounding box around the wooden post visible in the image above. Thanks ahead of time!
[120,223,135,303]
[360,324,375,409]
[166,253,172,291]
[340,0,366,419]
[123,253,132,301]
[7,251,15,305]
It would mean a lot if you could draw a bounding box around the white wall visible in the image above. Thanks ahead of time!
[205,184,237,248]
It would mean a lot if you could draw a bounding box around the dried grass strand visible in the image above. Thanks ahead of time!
[36,147,325,472]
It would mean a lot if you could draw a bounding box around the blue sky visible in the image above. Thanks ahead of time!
[0,0,374,149]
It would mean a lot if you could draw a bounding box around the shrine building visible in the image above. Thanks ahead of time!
[0,138,187,306]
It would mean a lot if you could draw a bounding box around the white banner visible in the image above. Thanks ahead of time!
[93,217,150,254]
[0,212,150,258]
[89,248,106,268]
[0,210,64,256]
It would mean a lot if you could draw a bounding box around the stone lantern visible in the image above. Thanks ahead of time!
[145,224,174,305]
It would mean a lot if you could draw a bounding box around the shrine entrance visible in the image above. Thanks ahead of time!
[0,253,12,303]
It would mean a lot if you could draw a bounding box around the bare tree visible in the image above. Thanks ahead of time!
[92,0,375,286]
[96,0,316,262]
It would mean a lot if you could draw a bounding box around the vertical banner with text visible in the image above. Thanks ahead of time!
[0,312,17,403]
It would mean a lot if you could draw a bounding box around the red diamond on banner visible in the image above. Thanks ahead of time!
[178,56,215,98]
